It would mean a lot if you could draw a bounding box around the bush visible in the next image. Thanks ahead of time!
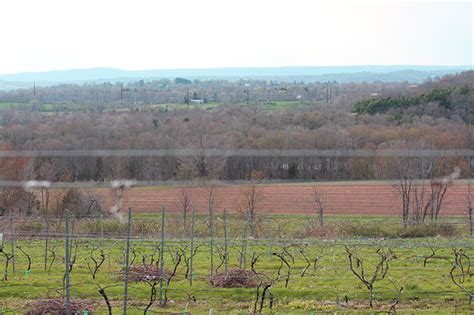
[15,220,44,235]
[339,222,458,239]
[399,223,457,238]
[81,218,159,236]
[56,189,103,218]
[81,219,128,236]
[339,222,398,238]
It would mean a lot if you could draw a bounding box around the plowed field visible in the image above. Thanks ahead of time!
[96,181,471,215]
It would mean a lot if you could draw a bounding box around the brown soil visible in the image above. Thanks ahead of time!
[96,181,471,215]
[25,299,95,315]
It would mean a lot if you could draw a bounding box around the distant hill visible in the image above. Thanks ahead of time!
[0,65,471,90]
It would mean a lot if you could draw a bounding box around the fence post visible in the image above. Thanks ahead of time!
[209,204,214,277]
[223,208,228,276]
[44,217,49,271]
[123,207,132,315]
[64,209,71,315]
[159,205,165,306]
[100,212,105,252]
[240,210,249,269]
[70,219,75,251]
[190,207,195,287]
[9,209,15,274]
[268,215,273,260]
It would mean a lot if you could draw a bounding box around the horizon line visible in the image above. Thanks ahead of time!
[1,64,472,77]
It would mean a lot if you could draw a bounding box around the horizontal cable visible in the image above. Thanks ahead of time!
[0,149,473,158]
[0,178,472,188]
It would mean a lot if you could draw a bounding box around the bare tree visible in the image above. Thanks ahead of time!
[427,181,449,221]
[412,181,428,224]
[427,167,460,221]
[390,156,423,227]
[394,178,413,228]
[241,171,264,237]
[178,188,192,233]
[0,146,30,216]
[244,183,258,237]
[345,246,397,308]
[175,117,228,180]
[311,186,326,228]
[206,186,217,219]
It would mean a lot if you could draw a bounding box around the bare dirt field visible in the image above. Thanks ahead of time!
[97,181,471,215]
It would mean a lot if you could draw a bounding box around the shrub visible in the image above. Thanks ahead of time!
[399,223,457,238]
[15,220,44,235]
[56,189,103,218]
[339,222,458,239]
[81,219,159,236]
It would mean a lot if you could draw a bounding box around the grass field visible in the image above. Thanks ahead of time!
[0,100,326,113]
[261,100,326,110]
[0,102,64,112]
[0,102,24,110]
[0,212,473,314]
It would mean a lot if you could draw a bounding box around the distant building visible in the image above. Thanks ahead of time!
[191,99,204,104]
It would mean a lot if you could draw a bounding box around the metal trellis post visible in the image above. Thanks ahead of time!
[123,207,132,315]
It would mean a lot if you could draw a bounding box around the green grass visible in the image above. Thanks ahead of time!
[144,102,221,111]
[35,212,469,240]
[1,213,473,313]
[0,102,25,109]
[0,100,325,114]
[261,100,326,110]
[0,237,472,314]
[139,100,325,112]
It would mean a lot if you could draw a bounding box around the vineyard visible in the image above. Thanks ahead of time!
[0,203,473,314]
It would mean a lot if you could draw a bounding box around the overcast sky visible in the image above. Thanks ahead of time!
[0,0,472,74]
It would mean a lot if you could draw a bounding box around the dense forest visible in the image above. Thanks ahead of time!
[0,71,472,184]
